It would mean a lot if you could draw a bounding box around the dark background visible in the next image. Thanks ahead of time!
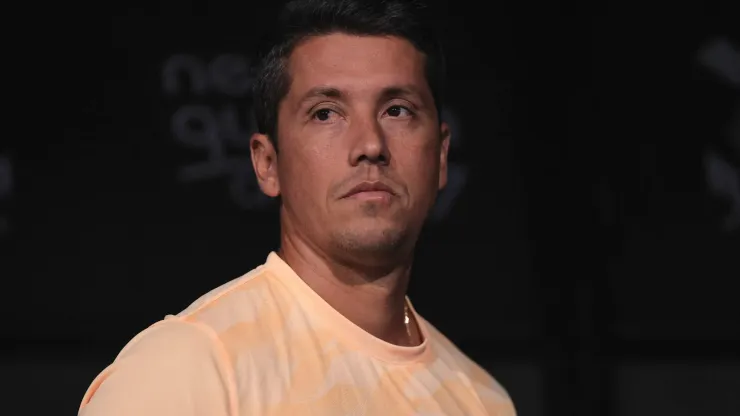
[1,2,739,415]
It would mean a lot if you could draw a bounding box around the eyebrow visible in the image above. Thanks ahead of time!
[378,85,424,103]
[296,84,426,110]
[297,86,344,109]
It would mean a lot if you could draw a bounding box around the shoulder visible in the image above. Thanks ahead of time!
[177,262,274,322]
[79,259,284,416]
[174,260,293,341]
[79,319,237,416]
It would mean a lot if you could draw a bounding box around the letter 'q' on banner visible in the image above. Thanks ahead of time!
[163,53,272,210]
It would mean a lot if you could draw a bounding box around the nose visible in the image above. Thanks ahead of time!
[348,118,391,166]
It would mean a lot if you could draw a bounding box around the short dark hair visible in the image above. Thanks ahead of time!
[252,0,446,145]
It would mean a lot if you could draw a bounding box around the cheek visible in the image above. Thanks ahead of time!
[394,139,441,174]
[393,143,442,201]
[280,145,337,205]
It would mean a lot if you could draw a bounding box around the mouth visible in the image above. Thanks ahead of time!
[342,181,396,201]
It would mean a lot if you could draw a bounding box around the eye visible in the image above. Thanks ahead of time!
[311,108,339,123]
[385,105,413,118]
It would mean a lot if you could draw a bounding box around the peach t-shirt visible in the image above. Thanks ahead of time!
[79,253,516,416]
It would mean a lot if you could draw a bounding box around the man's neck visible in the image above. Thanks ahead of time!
[278,232,416,346]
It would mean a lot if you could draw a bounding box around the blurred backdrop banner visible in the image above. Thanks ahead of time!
[1,7,739,416]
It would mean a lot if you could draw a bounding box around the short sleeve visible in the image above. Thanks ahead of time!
[78,319,236,416]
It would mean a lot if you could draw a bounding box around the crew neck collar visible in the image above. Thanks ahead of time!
[265,252,434,364]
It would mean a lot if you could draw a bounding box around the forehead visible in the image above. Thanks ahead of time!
[286,33,428,97]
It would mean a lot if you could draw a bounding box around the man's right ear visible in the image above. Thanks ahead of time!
[250,133,281,197]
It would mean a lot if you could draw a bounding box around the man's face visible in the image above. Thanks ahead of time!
[252,33,449,259]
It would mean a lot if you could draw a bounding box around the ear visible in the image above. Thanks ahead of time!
[250,133,281,197]
[438,122,451,190]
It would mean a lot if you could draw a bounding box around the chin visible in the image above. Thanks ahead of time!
[331,223,407,255]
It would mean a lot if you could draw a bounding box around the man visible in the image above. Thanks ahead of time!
[79,1,516,414]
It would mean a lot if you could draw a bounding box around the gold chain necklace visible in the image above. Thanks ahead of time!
[403,300,414,344]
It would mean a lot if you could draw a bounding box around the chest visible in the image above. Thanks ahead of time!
[233,352,492,416]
